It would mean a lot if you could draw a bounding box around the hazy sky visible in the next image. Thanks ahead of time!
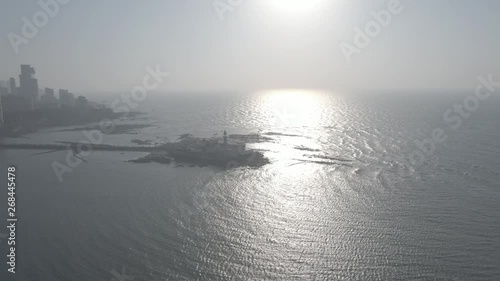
[1,0,499,93]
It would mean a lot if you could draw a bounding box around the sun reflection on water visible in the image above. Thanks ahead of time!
[256,89,326,129]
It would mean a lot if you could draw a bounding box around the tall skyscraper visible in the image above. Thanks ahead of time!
[59,89,75,108]
[18,65,38,109]
[9,78,16,95]
[44,88,55,98]
[40,88,59,109]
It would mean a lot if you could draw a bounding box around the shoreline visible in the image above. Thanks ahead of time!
[0,107,145,138]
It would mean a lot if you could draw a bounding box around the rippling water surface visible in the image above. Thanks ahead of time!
[1,91,499,280]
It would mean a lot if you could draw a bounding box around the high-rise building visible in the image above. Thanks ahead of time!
[18,65,38,109]
[44,88,55,98]
[59,89,75,108]
[40,88,59,109]
[74,95,89,109]
[9,78,16,95]
[2,95,32,113]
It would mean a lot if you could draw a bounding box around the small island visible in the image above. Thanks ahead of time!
[0,65,270,168]
[0,132,270,169]
[130,132,270,168]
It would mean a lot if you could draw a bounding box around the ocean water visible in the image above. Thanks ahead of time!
[0,90,499,281]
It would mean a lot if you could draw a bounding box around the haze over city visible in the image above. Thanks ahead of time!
[1,0,499,93]
[1,1,499,280]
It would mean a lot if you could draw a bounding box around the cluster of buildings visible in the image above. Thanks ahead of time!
[0,65,87,128]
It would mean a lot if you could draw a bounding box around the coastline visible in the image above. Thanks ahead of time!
[0,107,144,138]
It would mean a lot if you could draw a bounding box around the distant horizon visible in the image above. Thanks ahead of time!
[1,0,499,93]
[0,74,484,97]
[1,2,499,281]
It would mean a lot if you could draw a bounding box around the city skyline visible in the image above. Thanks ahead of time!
[1,0,499,93]
[0,64,80,116]
[1,2,499,280]
[0,64,74,97]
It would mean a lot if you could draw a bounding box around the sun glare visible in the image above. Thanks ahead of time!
[258,89,325,128]
[265,0,326,16]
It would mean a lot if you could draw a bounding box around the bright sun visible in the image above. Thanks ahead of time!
[267,0,325,16]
